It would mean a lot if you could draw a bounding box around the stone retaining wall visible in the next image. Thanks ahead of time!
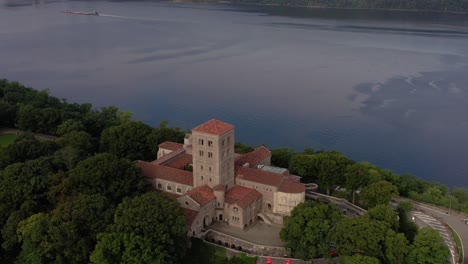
[204,230,288,257]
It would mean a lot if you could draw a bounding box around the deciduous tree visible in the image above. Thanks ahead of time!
[99,121,153,161]
[330,216,387,259]
[384,229,410,264]
[408,227,450,264]
[91,193,186,264]
[280,201,343,259]
[344,162,381,204]
[361,180,399,209]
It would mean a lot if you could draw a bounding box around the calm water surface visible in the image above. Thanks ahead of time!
[1,0,468,187]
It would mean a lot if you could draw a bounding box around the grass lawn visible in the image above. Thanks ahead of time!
[449,226,463,264]
[0,134,16,147]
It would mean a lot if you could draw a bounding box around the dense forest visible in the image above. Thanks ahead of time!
[224,0,468,12]
[281,201,450,263]
[0,80,256,263]
[0,79,465,262]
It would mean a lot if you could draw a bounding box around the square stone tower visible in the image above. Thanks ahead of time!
[192,119,235,189]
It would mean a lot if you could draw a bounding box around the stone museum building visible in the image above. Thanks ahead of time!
[138,119,305,236]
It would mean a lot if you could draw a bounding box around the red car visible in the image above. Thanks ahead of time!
[266,257,272,264]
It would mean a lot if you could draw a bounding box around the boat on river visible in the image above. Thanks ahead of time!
[62,10,99,16]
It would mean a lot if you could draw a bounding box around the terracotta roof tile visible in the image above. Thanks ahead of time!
[151,148,185,165]
[235,146,271,167]
[137,161,193,186]
[186,185,216,207]
[183,208,199,227]
[164,154,192,169]
[235,166,283,187]
[278,180,305,193]
[159,141,184,151]
[192,119,234,135]
[225,185,262,209]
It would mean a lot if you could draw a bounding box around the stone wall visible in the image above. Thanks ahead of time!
[197,237,339,264]
[305,192,366,217]
[255,256,339,264]
[203,230,288,257]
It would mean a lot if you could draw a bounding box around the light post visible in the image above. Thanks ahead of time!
[448,194,452,215]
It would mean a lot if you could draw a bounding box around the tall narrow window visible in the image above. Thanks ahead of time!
[198,139,204,145]
[208,140,213,147]
[199,150,204,157]
[208,152,213,158]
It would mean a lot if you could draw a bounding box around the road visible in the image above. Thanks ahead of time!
[412,202,467,264]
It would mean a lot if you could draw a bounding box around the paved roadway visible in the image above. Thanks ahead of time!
[413,211,457,264]
[412,202,467,264]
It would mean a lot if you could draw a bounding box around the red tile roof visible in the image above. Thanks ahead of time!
[225,185,262,209]
[186,185,216,207]
[235,146,271,167]
[159,141,184,151]
[192,119,234,135]
[235,166,284,187]
[278,180,305,193]
[183,208,199,227]
[151,148,185,165]
[164,154,192,169]
[137,161,193,186]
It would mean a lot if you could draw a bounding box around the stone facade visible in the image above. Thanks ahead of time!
[138,119,306,236]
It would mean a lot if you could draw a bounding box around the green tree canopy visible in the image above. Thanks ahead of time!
[99,121,154,161]
[234,142,254,154]
[331,216,387,259]
[289,154,317,182]
[344,162,382,204]
[314,152,353,194]
[408,227,450,264]
[364,205,399,231]
[361,180,399,209]
[271,147,295,168]
[384,229,410,264]
[58,131,96,154]
[56,119,86,136]
[91,192,187,264]
[16,194,113,264]
[0,134,58,169]
[280,201,343,259]
[50,153,149,203]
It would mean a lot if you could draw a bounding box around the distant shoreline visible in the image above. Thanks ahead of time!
[172,0,468,15]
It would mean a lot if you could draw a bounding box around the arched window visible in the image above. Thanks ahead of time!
[157,181,162,189]
[176,185,182,194]
[166,184,172,192]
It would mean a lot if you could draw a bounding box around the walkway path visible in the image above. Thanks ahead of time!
[0,128,57,141]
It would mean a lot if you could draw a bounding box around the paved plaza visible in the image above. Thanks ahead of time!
[209,221,286,247]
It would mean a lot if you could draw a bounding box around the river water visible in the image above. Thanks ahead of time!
[1,0,468,187]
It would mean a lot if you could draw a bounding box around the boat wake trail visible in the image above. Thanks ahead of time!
[98,14,164,22]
